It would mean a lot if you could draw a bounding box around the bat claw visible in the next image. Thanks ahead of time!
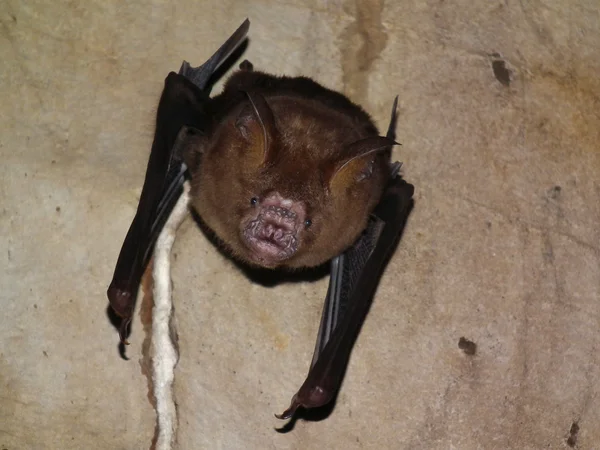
[390,161,403,178]
[275,396,300,420]
[118,318,132,345]
[274,406,297,420]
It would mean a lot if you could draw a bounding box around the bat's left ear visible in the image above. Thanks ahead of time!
[326,136,398,188]
[235,91,279,165]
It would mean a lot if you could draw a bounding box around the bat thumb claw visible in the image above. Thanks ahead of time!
[275,398,300,420]
[390,161,403,178]
[118,318,132,345]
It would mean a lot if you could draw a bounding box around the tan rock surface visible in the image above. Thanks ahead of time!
[2,1,599,449]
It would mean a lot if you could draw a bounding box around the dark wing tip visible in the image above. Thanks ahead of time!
[386,95,399,140]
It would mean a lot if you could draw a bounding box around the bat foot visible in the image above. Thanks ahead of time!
[275,397,300,420]
[118,317,132,345]
[118,319,131,360]
[107,286,134,320]
[274,407,297,421]
[118,341,130,361]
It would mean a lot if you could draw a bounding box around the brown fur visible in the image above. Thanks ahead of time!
[185,70,392,269]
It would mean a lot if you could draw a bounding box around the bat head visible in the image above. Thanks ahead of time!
[189,86,396,269]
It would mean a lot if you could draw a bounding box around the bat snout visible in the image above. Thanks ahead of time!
[259,192,306,224]
[240,193,306,267]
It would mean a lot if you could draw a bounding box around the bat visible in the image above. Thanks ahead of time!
[107,19,414,421]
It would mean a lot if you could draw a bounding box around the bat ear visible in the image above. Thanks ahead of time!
[235,91,278,164]
[326,136,398,188]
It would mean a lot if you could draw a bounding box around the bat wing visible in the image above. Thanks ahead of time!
[276,166,414,420]
[107,19,250,343]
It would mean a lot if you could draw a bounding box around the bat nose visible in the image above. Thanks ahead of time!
[279,198,293,208]
[261,191,306,223]
[262,214,295,234]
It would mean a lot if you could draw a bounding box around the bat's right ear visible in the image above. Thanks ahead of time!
[235,91,279,165]
[325,136,398,190]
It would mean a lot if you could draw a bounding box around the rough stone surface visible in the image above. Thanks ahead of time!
[2,1,599,449]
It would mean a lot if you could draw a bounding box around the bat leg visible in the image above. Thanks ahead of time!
[107,20,250,346]
[276,171,414,421]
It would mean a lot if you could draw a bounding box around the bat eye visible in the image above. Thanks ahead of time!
[250,197,258,206]
[304,218,312,228]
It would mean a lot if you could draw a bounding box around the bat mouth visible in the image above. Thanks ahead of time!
[241,195,305,267]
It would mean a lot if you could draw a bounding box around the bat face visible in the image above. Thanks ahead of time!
[187,71,394,269]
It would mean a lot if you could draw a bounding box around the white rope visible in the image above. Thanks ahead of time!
[151,183,190,450]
